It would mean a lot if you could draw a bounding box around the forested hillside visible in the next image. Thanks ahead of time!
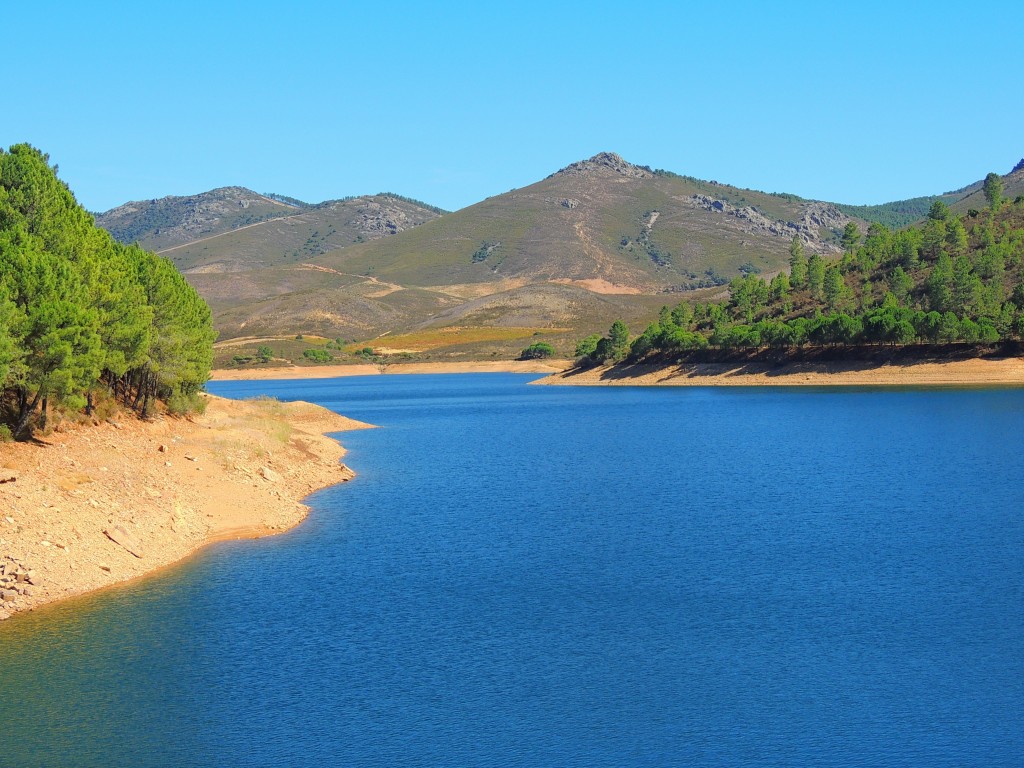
[0,144,215,438]
[580,176,1024,364]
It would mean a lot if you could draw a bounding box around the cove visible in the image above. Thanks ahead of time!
[2,373,1023,766]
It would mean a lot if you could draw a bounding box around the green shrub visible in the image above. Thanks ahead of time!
[520,342,555,360]
[302,348,333,363]
[166,391,207,416]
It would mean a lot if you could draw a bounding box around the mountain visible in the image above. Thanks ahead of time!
[95,187,301,252]
[308,152,857,294]
[95,153,1020,362]
[97,189,446,273]
[186,153,868,346]
[159,193,445,275]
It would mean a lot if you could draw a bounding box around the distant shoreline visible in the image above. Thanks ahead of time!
[210,359,573,381]
[535,357,1024,387]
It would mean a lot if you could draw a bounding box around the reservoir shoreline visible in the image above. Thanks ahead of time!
[535,356,1024,387]
[209,356,1024,387]
[0,394,372,622]
[7,354,1020,621]
[209,359,572,380]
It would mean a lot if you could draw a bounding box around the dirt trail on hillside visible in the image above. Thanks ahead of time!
[156,211,307,254]
[0,396,371,621]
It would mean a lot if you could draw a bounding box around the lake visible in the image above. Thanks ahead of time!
[2,374,1023,766]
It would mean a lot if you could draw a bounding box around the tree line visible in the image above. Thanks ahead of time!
[0,144,215,438]
[579,174,1024,364]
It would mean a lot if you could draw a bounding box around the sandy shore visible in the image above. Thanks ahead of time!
[537,357,1024,387]
[210,359,572,381]
[0,395,372,621]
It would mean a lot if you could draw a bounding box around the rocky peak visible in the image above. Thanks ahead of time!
[1010,158,1024,175]
[553,152,651,179]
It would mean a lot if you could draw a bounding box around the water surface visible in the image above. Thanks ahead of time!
[2,374,1022,766]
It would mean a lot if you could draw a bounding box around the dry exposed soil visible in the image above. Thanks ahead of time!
[0,395,371,622]
[538,357,1024,387]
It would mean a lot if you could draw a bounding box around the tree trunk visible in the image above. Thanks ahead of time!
[14,388,42,440]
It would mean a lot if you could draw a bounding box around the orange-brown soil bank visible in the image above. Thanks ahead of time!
[538,357,1024,387]
[0,395,371,621]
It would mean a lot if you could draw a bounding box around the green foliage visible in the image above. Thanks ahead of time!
[823,266,851,311]
[302,348,334,363]
[983,173,1004,211]
[520,342,555,360]
[0,143,214,436]
[578,321,631,364]
[788,237,807,290]
[807,253,826,300]
[841,222,861,251]
[471,241,500,263]
[607,320,630,359]
[608,203,1024,361]
[835,195,958,229]
[928,200,952,222]
[574,334,601,359]
[256,345,273,362]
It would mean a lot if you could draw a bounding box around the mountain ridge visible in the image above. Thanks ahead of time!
[93,152,1022,352]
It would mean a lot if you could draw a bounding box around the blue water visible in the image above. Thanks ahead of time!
[2,374,1023,767]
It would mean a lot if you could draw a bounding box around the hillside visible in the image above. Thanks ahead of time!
[950,159,1024,214]
[98,191,446,273]
[310,152,858,293]
[196,153,873,350]
[94,153,1021,364]
[95,186,301,251]
[834,193,962,229]
[571,193,1024,368]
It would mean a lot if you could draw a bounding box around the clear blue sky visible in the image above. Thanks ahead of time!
[5,1,1022,213]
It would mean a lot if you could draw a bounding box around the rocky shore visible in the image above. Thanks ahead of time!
[0,395,371,621]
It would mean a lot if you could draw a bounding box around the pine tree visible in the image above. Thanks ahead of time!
[807,253,826,300]
[983,172,1003,211]
[788,236,807,289]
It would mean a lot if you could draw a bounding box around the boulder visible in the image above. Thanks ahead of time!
[260,466,282,483]
[103,525,145,558]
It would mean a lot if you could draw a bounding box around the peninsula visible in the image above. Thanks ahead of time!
[0,394,370,621]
